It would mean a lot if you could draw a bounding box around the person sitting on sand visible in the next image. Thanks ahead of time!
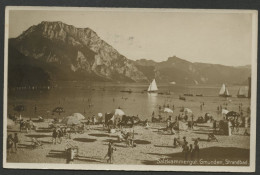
[173,136,181,147]
[32,137,43,148]
[118,131,125,142]
[145,121,150,128]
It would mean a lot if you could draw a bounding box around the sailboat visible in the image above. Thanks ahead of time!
[219,84,232,97]
[147,79,158,93]
[237,87,247,98]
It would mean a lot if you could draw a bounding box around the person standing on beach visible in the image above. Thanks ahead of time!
[193,140,200,160]
[213,120,217,131]
[189,144,194,160]
[57,128,63,144]
[52,128,58,144]
[182,141,189,160]
[105,141,116,164]
[19,119,23,132]
[228,120,232,136]
[7,134,14,154]
[13,133,19,152]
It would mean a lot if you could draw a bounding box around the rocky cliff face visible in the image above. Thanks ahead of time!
[10,21,147,82]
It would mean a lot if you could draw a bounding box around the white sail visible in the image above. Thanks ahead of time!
[237,88,242,96]
[219,84,226,95]
[225,88,230,96]
[148,79,158,92]
[237,87,247,96]
[147,83,152,91]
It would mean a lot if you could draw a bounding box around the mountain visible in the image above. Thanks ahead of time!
[134,56,251,85]
[8,21,251,87]
[8,21,148,87]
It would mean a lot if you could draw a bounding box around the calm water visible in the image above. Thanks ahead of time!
[7,82,251,121]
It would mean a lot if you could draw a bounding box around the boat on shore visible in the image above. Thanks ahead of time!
[219,84,232,97]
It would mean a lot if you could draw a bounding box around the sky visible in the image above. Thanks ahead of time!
[8,8,255,66]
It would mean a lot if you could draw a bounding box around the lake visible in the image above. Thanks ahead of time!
[7,82,251,121]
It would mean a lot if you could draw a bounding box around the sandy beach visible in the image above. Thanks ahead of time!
[7,115,250,165]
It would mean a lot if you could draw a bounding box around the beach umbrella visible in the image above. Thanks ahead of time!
[7,118,15,128]
[71,113,85,120]
[222,109,229,115]
[98,113,103,117]
[112,109,125,116]
[61,116,81,125]
[226,111,240,117]
[184,108,192,114]
[52,107,65,115]
[164,108,173,113]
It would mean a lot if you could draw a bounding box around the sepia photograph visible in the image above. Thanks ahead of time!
[3,6,258,172]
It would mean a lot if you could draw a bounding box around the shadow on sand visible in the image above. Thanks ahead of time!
[76,155,103,163]
[35,129,53,133]
[73,138,96,143]
[154,145,174,148]
[25,134,51,138]
[88,133,109,137]
[134,139,151,145]
[142,147,249,165]
[192,131,211,135]
[103,139,121,144]
[18,143,34,149]
[46,150,66,159]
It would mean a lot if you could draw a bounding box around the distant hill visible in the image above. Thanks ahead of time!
[134,56,251,85]
[8,21,251,87]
